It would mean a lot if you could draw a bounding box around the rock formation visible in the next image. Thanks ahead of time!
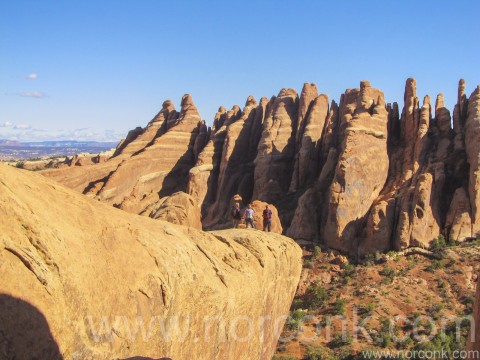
[465,86,480,237]
[254,89,299,202]
[250,200,283,234]
[0,164,302,359]
[323,81,389,254]
[140,191,202,229]
[188,97,268,228]
[42,78,480,257]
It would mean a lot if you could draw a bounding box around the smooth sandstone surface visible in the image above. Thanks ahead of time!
[0,164,302,359]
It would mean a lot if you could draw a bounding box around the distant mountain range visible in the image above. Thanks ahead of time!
[0,140,118,160]
[0,139,117,147]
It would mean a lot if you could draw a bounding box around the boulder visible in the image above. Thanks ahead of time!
[140,191,202,230]
[250,200,283,234]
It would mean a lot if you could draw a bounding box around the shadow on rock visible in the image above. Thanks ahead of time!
[0,293,62,359]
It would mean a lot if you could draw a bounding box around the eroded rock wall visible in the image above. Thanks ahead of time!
[42,79,480,257]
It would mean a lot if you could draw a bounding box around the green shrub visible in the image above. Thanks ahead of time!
[431,234,447,252]
[330,332,353,347]
[362,253,375,266]
[377,317,396,348]
[333,298,346,316]
[306,283,330,309]
[427,303,444,319]
[304,260,314,269]
[425,260,444,273]
[379,265,397,284]
[411,320,468,359]
[313,246,322,258]
[365,302,375,314]
[375,251,385,263]
[285,309,308,331]
[341,263,355,276]
[272,355,297,360]
[397,336,413,349]
[380,265,396,277]
[304,345,339,360]
[406,255,417,270]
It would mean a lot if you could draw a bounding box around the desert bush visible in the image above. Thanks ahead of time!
[330,332,353,347]
[431,234,447,252]
[304,260,314,269]
[304,345,339,360]
[362,253,375,266]
[333,298,346,316]
[425,260,444,273]
[364,302,375,314]
[341,263,355,276]
[285,309,308,331]
[376,317,396,348]
[306,283,330,309]
[379,265,397,284]
[272,355,297,360]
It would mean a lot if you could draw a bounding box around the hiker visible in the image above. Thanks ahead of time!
[231,202,242,228]
[244,204,255,229]
[262,204,272,232]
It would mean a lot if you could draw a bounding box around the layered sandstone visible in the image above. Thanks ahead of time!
[253,89,299,202]
[0,164,302,359]
[41,79,480,257]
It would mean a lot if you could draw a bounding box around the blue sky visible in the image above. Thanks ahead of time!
[1,0,479,141]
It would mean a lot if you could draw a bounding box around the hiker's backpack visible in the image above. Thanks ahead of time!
[263,209,272,220]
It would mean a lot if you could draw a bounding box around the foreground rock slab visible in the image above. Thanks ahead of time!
[0,164,302,359]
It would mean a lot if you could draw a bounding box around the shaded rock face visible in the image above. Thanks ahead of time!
[0,164,302,359]
[254,89,299,202]
[465,86,480,236]
[188,98,268,228]
[42,79,480,257]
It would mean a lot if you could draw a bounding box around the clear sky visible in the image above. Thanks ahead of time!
[1,0,479,142]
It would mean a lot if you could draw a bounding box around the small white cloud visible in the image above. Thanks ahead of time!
[0,121,13,127]
[19,91,47,98]
[26,73,39,80]
[14,124,31,129]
